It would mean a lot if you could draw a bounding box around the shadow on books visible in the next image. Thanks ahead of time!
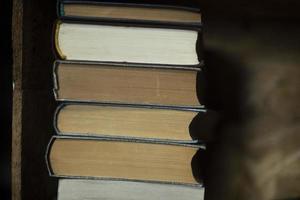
[191,148,206,184]
[189,46,249,186]
[196,49,250,199]
[189,110,220,142]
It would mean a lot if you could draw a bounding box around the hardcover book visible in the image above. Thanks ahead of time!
[46,136,203,185]
[53,60,203,107]
[49,2,206,199]
[58,179,204,200]
[54,20,202,65]
[54,103,205,143]
[58,1,202,26]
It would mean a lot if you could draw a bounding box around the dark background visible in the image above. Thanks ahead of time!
[2,0,300,200]
[1,0,12,199]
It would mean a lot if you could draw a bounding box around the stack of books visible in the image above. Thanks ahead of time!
[46,1,205,199]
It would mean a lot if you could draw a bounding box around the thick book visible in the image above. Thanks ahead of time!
[54,20,202,66]
[53,60,203,107]
[58,179,204,200]
[58,1,202,27]
[54,103,205,143]
[46,136,203,185]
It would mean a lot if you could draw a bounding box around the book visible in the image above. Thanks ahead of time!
[55,103,205,142]
[53,60,203,107]
[49,2,206,199]
[54,20,202,65]
[58,1,202,26]
[46,136,203,185]
[58,179,204,200]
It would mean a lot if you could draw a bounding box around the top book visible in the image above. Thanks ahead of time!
[59,1,202,26]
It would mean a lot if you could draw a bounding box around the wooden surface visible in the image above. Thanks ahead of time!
[12,1,22,199]
[12,0,57,199]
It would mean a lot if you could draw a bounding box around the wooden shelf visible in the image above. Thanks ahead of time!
[12,0,57,199]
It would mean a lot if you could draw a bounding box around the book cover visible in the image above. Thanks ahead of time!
[58,0,202,27]
[46,135,205,186]
[53,60,205,107]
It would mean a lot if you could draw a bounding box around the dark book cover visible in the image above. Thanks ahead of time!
[58,0,202,27]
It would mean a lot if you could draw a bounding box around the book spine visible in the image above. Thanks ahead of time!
[54,175,204,188]
[54,20,66,59]
[52,60,59,100]
[45,136,56,176]
[54,58,204,69]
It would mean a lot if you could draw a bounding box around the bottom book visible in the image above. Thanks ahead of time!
[58,179,204,200]
[47,136,203,185]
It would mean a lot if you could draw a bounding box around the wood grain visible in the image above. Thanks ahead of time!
[12,0,57,200]
[12,0,23,199]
